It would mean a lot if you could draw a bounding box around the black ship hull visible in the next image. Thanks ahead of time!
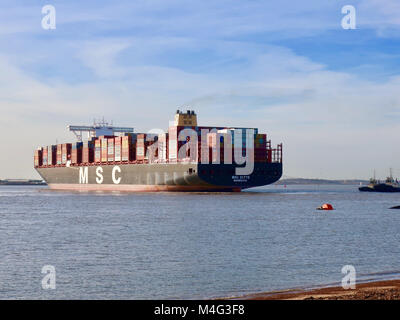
[359,184,400,193]
[35,162,282,192]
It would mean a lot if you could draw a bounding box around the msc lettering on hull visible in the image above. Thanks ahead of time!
[79,166,122,184]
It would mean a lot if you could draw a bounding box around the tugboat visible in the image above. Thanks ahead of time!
[359,169,400,192]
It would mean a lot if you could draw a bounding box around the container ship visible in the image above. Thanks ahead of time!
[34,110,283,192]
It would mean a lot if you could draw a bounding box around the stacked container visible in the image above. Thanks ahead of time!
[121,136,130,161]
[158,133,168,161]
[82,141,94,164]
[178,127,194,160]
[171,126,197,161]
[56,144,62,165]
[122,134,136,161]
[205,132,231,164]
[94,139,101,162]
[107,138,115,162]
[228,128,253,159]
[101,138,108,162]
[47,145,57,166]
[254,133,267,162]
[205,132,218,163]
[114,137,122,162]
[136,134,146,160]
[146,134,158,162]
[42,147,48,166]
[34,148,43,167]
[168,127,178,161]
[71,142,83,164]
[61,143,72,164]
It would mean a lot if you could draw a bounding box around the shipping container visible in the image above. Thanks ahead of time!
[82,141,94,163]
[71,142,83,164]
[47,145,57,166]
[122,135,135,162]
[42,147,48,166]
[168,127,178,161]
[107,138,114,162]
[158,133,168,161]
[56,144,62,165]
[169,126,202,161]
[61,143,72,164]
[114,137,122,162]
[145,134,158,162]
[121,136,130,161]
[101,138,108,162]
[94,139,101,162]
[34,148,43,167]
[136,134,146,160]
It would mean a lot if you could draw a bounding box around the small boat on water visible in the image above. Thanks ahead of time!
[359,170,400,192]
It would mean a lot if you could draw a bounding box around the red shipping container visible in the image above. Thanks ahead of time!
[71,149,77,164]
[42,147,48,166]
[114,137,122,162]
[61,143,72,164]
[71,142,82,164]
[82,141,94,163]
[136,134,145,160]
[34,148,43,167]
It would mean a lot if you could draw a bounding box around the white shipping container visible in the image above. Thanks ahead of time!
[108,143,114,155]
[137,146,144,157]
[168,139,177,160]
[48,146,52,165]
[115,144,121,161]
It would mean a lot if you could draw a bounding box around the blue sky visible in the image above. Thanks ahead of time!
[1,0,400,179]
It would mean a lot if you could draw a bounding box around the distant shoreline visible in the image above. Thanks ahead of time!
[226,279,400,300]
[275,178,368,185]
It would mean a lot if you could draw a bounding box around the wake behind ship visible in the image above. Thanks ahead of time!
[34,110,283,192]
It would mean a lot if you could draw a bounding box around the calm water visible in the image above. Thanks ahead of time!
[0,184,400,299]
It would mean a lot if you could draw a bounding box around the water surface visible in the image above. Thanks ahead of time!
[0,184,399,299]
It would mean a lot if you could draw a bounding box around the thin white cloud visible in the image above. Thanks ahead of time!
[1,1,400,179]
[1,40,400,179]
[76,39,132,78]
[0,0,399,38]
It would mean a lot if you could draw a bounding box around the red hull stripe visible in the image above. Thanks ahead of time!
[48,184,242,192]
